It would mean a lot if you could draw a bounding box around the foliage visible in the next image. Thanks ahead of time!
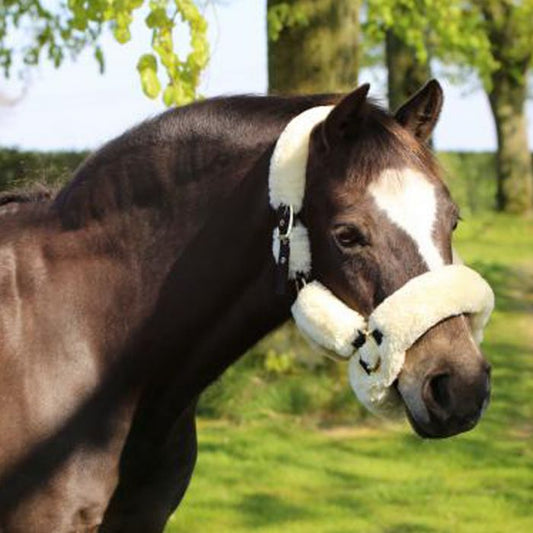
[0,148,86,191]
[363,0,497,86]
[267,2,309,42]
[363,0,533,90]
[439,151,498,214]
[474,0,533,85]
[0,1,209,106]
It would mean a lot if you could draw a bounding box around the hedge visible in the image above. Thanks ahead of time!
[0,148,87,192]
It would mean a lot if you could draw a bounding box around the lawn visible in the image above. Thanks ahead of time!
[165,213,533,533]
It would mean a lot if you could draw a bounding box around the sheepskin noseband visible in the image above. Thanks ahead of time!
[269,106,495,420]
[292,266,494,418]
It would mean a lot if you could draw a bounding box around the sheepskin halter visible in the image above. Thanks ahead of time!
[269,106,495,419]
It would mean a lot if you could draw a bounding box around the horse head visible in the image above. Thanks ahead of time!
[301,81,491,438]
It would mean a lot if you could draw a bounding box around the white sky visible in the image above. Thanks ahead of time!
[0,0,531,152]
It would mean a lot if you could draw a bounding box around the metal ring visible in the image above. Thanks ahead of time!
[278,204,294,240]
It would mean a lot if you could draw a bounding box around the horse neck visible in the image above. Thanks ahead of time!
[149,154,293,355]
[102,147,295,432]
[107,158,296,470]
[67,128,295,396]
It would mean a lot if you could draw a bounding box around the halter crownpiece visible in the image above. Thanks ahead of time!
[269,105,333,290]
[268,106,495,420]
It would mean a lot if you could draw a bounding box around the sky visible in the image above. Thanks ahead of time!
[0,0,532,152]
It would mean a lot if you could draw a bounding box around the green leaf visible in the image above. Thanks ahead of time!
[163,84,177,106]
[137,53,161,99]
[94,46,105,74]
[2,0,209,107]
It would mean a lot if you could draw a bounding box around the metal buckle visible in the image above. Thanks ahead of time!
[278,204,294,241]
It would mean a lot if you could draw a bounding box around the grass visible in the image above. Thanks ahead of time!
[165,213,533,533]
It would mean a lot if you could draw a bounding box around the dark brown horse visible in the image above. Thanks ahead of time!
[0,81,490,532]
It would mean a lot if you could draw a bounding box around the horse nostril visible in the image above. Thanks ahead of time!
[423,373,452,420]
[430,374,451,409]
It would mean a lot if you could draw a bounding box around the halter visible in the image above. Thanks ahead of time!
[268,106,495,419]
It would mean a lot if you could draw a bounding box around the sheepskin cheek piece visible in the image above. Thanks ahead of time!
[291,266,494,419]
[269,105,495,420]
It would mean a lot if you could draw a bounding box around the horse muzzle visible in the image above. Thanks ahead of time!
[397,314,492,439]
[400,363,491,438]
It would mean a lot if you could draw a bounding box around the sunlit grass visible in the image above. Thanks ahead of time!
[166,214,533,532]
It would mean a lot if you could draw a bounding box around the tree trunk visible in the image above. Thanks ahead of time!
[267,0,360,94]
[479,1,533,214]
[488,68,533,213]
[385,31,431,111]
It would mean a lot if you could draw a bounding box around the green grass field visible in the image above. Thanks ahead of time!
[165,213,533,533]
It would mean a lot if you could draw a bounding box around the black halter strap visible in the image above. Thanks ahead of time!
[274,204,311,296]
[274,204,292,296]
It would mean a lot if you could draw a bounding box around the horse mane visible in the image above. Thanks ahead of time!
[51,93,438,229]
[51,94,342,228]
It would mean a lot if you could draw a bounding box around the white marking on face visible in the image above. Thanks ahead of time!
[369,168,444,270]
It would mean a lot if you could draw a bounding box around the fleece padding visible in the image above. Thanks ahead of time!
[291,265,494,418]
[269,105,333,213]
[292,282,366,358]
[269,105,333,279]
[272,223,311,280]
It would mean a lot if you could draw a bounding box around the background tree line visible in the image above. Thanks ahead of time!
[1,0,532,213]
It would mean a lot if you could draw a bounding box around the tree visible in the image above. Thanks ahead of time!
[385,30,430,111]
[364,0,532,214]
[267,0,360,94]
[476,0,533,213]
[0,0,209,106]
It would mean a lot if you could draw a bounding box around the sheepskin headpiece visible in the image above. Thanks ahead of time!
[269,105,495,420]
[269,105,333,279]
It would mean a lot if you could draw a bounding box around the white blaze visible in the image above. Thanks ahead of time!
[369,168,444,270]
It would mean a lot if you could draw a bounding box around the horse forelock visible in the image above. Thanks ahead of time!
[340,100,441,187]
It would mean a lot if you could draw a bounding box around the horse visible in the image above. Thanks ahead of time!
[0,80,491,532]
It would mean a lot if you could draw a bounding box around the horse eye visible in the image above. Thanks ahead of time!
[333,224,369,249]
[452,214,462,231]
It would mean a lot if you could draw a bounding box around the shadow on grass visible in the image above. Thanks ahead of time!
[469,260,533,313]
[384,523,441,533]
[235,492,313,528]
[484,339,533,427]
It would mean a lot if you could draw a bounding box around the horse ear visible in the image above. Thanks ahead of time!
[322,83,371,148]
[394,79,443,142]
